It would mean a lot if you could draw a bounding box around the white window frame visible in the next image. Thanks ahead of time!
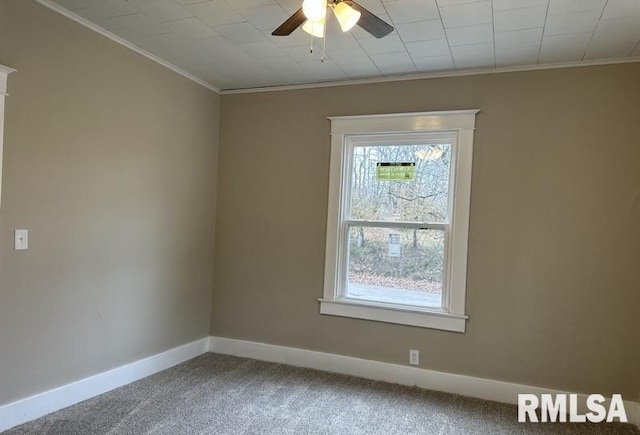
[320,110,479,333]
[0,64,16,209]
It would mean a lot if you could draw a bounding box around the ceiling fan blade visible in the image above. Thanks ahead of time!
[272,8,306,36]
[344,0,394,38]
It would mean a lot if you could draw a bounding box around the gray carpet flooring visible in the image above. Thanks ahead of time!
[5,353,639,435]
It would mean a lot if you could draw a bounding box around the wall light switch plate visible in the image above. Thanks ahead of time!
[15,229,28,250]
[409,349,420,366]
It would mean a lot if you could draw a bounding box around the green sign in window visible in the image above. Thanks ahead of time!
[376,162,416,181]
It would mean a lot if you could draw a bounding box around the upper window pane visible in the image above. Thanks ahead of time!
[349,142,452,223]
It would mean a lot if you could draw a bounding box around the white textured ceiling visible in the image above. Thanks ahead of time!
[47,0,640,90]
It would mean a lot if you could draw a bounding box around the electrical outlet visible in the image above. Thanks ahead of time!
[409,349,419,366]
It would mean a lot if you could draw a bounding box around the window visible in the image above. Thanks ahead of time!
[0,64,15,208]
[321,110,479,332]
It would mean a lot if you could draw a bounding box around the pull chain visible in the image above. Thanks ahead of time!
[320,17,327,63]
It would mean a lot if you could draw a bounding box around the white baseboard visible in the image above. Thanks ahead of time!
[0,337,209,432]
[1,336,637,431]
[209,336,640,429]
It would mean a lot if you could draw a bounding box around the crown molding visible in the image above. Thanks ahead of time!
[34,0,220,94]
[219,57,640,95]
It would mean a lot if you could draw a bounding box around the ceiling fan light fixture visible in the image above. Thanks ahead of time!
[302,18,325,38]
[333,2,361,32]
[302,0,327,21]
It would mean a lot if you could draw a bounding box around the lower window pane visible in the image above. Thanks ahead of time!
[346,226,444,308]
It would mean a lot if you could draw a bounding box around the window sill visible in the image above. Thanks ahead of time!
[319,298,467,332]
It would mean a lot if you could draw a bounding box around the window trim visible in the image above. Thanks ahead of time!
[320,110,479,333]
[0,64,16,209]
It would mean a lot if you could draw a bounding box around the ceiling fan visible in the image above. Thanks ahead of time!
[272,0,394,40]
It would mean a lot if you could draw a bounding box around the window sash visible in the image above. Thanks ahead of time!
[338,221,451,311]
[343,134,457,225]
[338,133,456,312]
[344,219,448,230]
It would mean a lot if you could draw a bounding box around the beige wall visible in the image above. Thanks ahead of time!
[0,1,219,404]
[213,63,640,399]
[1,0,639,410]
